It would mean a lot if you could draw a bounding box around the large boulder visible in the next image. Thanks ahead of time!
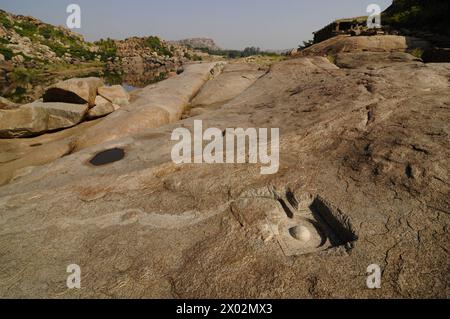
[87,96,119,119]
[98,85,130,106]
[0,106,48,138]
[0,101,89,138]
[31,101,89,131]
[43,77,104,107]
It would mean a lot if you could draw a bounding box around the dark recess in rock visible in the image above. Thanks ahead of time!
[89,148,125,166]
[43,88,88,105]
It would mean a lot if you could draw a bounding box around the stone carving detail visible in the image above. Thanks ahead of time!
[234,188,358,256]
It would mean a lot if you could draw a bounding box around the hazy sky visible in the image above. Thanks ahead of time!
[0,0,392,50]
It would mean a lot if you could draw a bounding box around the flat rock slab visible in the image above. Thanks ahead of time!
[28,101,89,130]
[335,52,422,69]
[190,63,266,108]
[301,35,430,56]
[0,101,88,138]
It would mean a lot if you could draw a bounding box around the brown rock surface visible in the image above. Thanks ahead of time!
[190,62,266,109]
[334,51,422,69]
[0,105,47,138]
[87,96,117,119]
[0,119,102,164]
[0,51,449,298]
[98,85,130,106]
[0,96,18,110]
[0,101,88,138]
[73,62,219,150]
[0,62,219,184]
[300,35,429,56]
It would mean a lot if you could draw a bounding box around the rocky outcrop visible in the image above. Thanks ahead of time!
[0,10,94,67]
[334,51,421,69]
[169,38,221,51]
[73,62,220,150]
[0,60,14,97]
[300,35,429,56]
[0,62,221,182]
[43,77,104,107]
[0,105,47,138]
[31,101,89,131]
[0,101,88,138]
[0,78,132,137]
[0,10,212,104]
[113,36,205,88]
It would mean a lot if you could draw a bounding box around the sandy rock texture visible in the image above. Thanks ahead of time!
[0,101,89,138]
[0,45,449,298]
[87,96,118,120]
[300,35,430,56]
[73,62,220,150]
[188,62,266,112]
[0,96,17,110]
[98,85,130,106]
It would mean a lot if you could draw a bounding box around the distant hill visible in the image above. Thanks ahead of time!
[169,38,221,51]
